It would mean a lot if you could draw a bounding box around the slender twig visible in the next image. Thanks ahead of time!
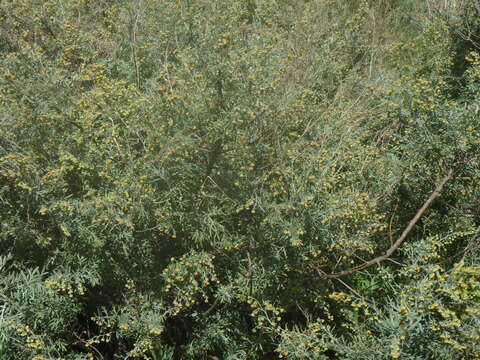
[73,332,104,359]
[202,298,219,317]
[108,116,121,153]
[461,225,480,261]
[388,203,399,246]
[321,168,454,279]
[384,257,406,267]
[131,0,141,89]
[206,175,232,201]
[0,302,6,323]
[328,273,366,300]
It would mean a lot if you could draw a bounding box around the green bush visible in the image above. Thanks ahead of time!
[1,0,480,359]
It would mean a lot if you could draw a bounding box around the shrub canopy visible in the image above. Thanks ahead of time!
[1,0,480,359]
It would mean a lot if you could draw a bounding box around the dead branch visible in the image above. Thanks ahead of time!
[321,168,454,279]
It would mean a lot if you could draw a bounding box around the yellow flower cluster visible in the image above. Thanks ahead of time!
[4,321,44,351]
[162,251,219,316]
[44,275,85,298]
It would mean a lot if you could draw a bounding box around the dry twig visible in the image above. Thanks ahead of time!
[321,168,454,279]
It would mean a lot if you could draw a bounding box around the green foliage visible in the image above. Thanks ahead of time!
[1,0,480,359]
[0,254,98,359]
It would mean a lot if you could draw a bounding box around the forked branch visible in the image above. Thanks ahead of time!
[321,168,455,279]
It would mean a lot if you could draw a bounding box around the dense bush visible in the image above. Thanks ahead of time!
[1,0,479,359]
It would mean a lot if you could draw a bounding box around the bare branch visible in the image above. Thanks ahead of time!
[202,298,219,317]
[321,168,454,279]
